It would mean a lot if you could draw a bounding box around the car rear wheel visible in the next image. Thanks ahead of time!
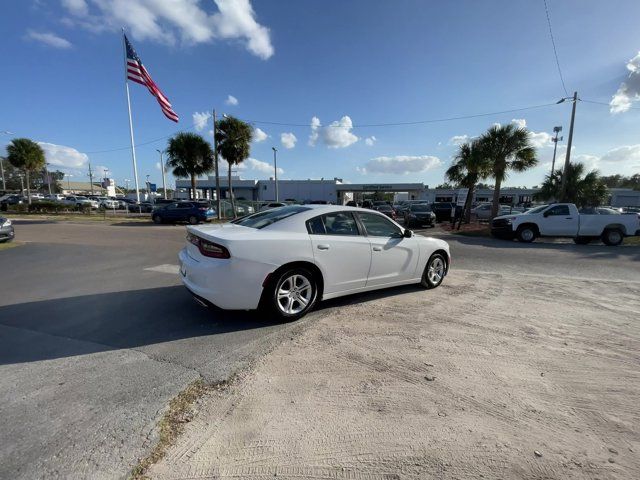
[602,228,623,246]
[516,225,536,243]
[266,268,318,321]
[188,215,199,225]
[152,214,162,224]
[420,253,446,289]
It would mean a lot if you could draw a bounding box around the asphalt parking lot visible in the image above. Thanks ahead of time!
[0,220,639,479]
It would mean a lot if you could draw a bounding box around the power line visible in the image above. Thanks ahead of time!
[543,0,569,96]
[581,98,640,110]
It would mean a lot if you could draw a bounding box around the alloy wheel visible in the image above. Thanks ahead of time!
[277,274,312,315]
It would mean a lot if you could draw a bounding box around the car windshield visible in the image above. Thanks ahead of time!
[411,204,431,212]
[232,205,310,229]
[524,205,548,214]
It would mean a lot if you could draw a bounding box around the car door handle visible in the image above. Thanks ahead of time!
[317,244,330,250]
[372,246,382,251]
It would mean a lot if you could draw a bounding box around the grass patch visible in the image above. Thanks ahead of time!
[129,377,234,479]
[625,236,640,246]
[0,241,21,251]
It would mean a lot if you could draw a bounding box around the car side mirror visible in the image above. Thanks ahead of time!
[403,229,413,238]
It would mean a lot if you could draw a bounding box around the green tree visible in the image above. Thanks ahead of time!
[215,116,253,217]
[535,162,608,207]
[6,138,46,204]
[446,140,491,225]
[166,132,214,201]
[480,124,538,218]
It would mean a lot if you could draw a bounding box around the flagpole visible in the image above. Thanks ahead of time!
[122,28,141,206]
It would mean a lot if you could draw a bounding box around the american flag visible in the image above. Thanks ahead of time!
[125,34,179,123]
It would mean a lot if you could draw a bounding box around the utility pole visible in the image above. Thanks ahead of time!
[19,174,24,195]
[559,91,578,202]
[0,156,6,191]
[213,109,221,219]
[88,161,95,196]
[157,149,167,199]
[550,126,563,176]
[45,163,52,195]
[272,147,279,202]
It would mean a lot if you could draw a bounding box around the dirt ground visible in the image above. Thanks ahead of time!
[150,269,640,480]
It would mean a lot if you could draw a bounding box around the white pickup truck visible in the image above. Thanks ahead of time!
[491,203,640,246]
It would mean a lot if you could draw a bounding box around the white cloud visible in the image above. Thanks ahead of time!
[529,131,553,148]
[25,30,72,49]
[610,52,640,113]
[308,116,321,146]
[225,94,238,106]
[253,127,268,142]
[61,0,274,59]
[600,144,640,164]
[62,0,89,16]
[38,142,88,168]
[280,132,297,149]
[572,154,600,171]
[448,134,469,146]
[245,157,283,175]
[192,111,211,131]
[359,155,442,175]
[364,136,377,146]
[511,118,527,128]
[308,115,358,149]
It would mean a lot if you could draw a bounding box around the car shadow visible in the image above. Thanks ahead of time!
[0,286,273,366]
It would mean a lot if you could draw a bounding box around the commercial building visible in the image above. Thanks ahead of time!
[175,176,640,207]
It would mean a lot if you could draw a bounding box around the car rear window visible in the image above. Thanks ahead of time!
[411,204,431,212]
[232,205,310,229]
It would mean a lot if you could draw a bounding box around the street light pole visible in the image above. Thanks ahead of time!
[0,156,6,191]
[213,109,221,219]
[272,147,279,202]
[66,174,73,192]
[157,149,167,199]
[550,126,563,176]
[559,92,578,202]
[88,161,94,196]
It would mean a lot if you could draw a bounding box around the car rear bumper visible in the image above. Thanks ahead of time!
[0,226,14,241]
[178,247,271,310]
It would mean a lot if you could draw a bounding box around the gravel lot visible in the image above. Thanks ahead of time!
[0,220,638,479]
[151,268,640,479]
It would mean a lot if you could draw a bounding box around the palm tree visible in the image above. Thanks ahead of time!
[445,139,490,226]
[480,124,538,218]
[166,132,214,200]
[535,162,607,207]
[215,116,253,217]
[6,138,45,205]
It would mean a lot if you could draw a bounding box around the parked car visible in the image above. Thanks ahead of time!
[430,202,462,222]
[62,196,99,209]
[490,203,640,245]
[44,194,65,202]
[346,200,360,207]
[96,197,119,209]
[0,217,14,242]
[361,200,373,209]
[152,201,215,224]
[471,203,513,220]
[127,202,155,213]
[178,205,450,320]
[0,195,24,211]
[374,204,397,220]
[404,203,436,228]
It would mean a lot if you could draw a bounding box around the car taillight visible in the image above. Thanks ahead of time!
[186,232,230,259]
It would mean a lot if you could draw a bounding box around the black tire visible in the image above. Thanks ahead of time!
[573,236,591,245]
[602,228,623,246]
[188,215,199,225]
[264,267,318,321]
[152,214,162,224]
[420,253,447,289]
[516,225,536,243]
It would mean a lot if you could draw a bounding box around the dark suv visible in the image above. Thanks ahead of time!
[151,201,215,224]
[430,202,462,222]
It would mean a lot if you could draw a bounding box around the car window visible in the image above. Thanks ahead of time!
[177,203,192,209]
[322,212,360,235]
[546,205,570,216]
[357,212,402,237]
[411,204,431,212]
[233,205,310,229]
[306,216,326,234]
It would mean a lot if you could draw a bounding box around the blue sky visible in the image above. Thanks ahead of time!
[2,0,640,190]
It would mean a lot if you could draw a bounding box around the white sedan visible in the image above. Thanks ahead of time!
[178,205,450,320]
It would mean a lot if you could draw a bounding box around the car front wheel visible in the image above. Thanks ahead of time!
[265,268,318,321]
[421,253,446,289]
[188,215,199,225]
[152,214,162,224]
[517,225,536,243]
